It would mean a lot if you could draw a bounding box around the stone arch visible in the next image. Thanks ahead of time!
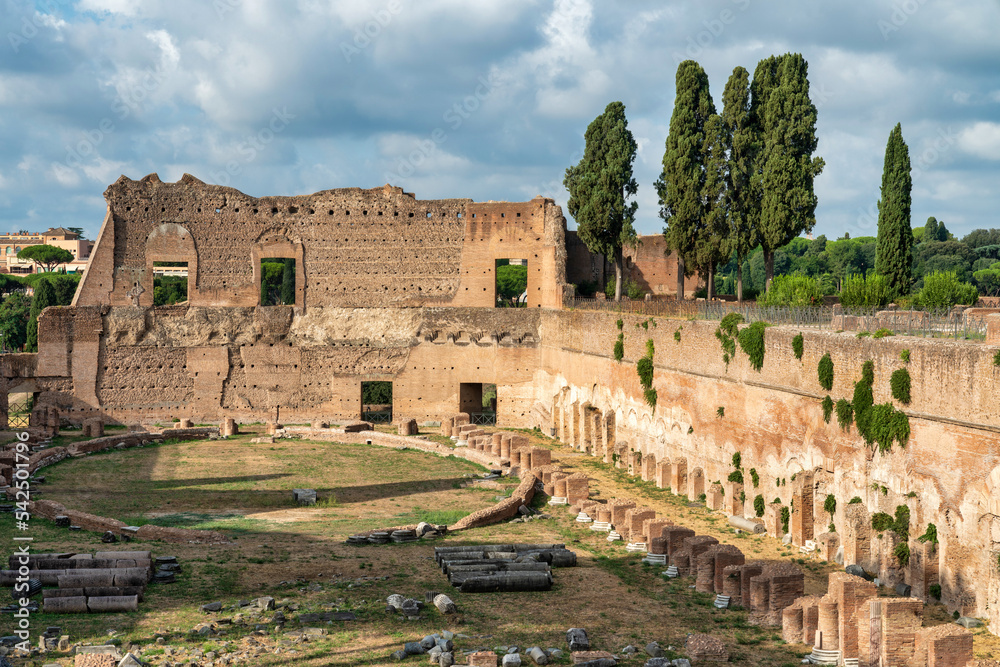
[143,223,198,307]
[642,451,657,483]
[252,228,305,313]
[689,466,705,502]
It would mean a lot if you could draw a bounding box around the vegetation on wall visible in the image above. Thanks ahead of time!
[869,402,910,453]
[918,523,938,545]
[894,542,910,567]
[716,406,725,418]
[614,332,624,362]
[821,395,833,423]
[817,352,834,391]
[824,494,836,519]
[753,494,765,517]
[849,496,862,504]
[890,367,911,404]
[900,348,910,363]
[792,332,804,360]
[780,506,790,534]
[674,326,682,343]
[749,468,759,488]
[715,312,743,367]
[994,349,1000,367]
[853,361,876,446]
[836,398,854,430]
[737,320,768,371]
[637,338,657,409]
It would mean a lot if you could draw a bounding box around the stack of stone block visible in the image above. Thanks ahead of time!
[81,418,104,438]
[671,535,719,576]
[684,633,728,662]
[695,544,746,594]
[607,498,636,533]
[623,506,657,550]
[1,551,153,614]
[748,561,805,626]
[441,413,470,438]
[221,417,239,436]
[395,418,418,436]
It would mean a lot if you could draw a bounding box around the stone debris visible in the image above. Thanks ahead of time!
[566,628,589,652]
[683,634,727,663]
[570,650,616,666]
[291,489,317,505]
[435,544,575,593]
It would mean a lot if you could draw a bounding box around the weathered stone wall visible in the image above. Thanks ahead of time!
[74,174,567,310]
[564,232,700,297]
[528,309,1000,629]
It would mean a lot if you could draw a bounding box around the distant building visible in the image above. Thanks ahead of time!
[0,228,93,274]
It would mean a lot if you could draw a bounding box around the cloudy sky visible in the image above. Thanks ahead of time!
[2,0,999,241]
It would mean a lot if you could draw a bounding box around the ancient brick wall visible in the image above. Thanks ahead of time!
[75,174,567,310]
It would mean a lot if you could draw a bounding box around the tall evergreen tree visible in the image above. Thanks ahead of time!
[697,114,730,300]
[749,53,825,290]
[657,60,716,300]
[564,101,639,301]
[875,123,913,297]
[721,66,756,303]
[26,278,55,353]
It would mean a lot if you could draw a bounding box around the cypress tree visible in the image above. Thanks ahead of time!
[658,60,716,300]
[280,258,296,305]
[564,101,639,301]
[697,114,730,300]
[26,278,56,353]
[750,53,825,290]
[721,66,756,303]
[875,123,913,297]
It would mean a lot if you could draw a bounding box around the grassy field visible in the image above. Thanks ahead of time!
[4,430,998,666]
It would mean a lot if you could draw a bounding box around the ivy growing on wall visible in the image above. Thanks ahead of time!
[853,361,876,446]
[637,338,656,409]
[753,494,765,517]
[900,349,910,363]
[822,396,834,423]
[614,332,624,362]
[890,367,911,405]
[792,332,804,360]
[817,352,834,391]
[727,451,743,484]
[824,494,836,518]
[894,542,910,567]
[674,326,682,343]
[836,398,854,430]
[780,506,790,533]
[749,468,759,488]
[715,313,743,368]
[994,349,1000,367]
[716,406,725,418]
[737,321,769,372]
[848,496,862,504]
[917,523,938,544]
[868,402,910,453]
[871,512,895,533]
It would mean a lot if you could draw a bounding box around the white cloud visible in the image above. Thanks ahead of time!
[957,122,1000,160]
[76,0,144,17]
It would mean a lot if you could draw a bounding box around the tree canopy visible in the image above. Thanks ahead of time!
[564,101,639,301]
[17,245,74,273]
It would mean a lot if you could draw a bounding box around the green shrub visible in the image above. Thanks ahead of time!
[753,495,765,517]
[715,313,743,367]
[928,584,941,600]
[792,333,804,360]
[836,398,854,430]
[646,339,655,357]
[616,319,624,330]
[893,504,910,539]
[642,320,649,330]
[738,321,768,372]
[868,402,910,453]
[890,368,911,404]
[839,272,894,307]
[643,387,657,408]
[849,496,863,504]
[757,274,823,307]
[674,327,681,343]
[856,331,871,339]
[613,334,624,362]
[822,395,833,423]
[773,497,781,504]
[817,352,834,390]
[916,270,978,308]
[900,349,910,363]
[717,406,725,418]
[824,494,836,517]
[606,277,644,300]
[918,523,938,544]
[854,362,876,446]
[749,468,759,488]
[994,349,1000,367]
[861,360,875,384]
[780,507,790,533]
[894,541,910,567]
[871,512,894,533]
[732,452,742,469]
[728,470,744,485]
[872,328,894,339]
[636,356,654,388]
